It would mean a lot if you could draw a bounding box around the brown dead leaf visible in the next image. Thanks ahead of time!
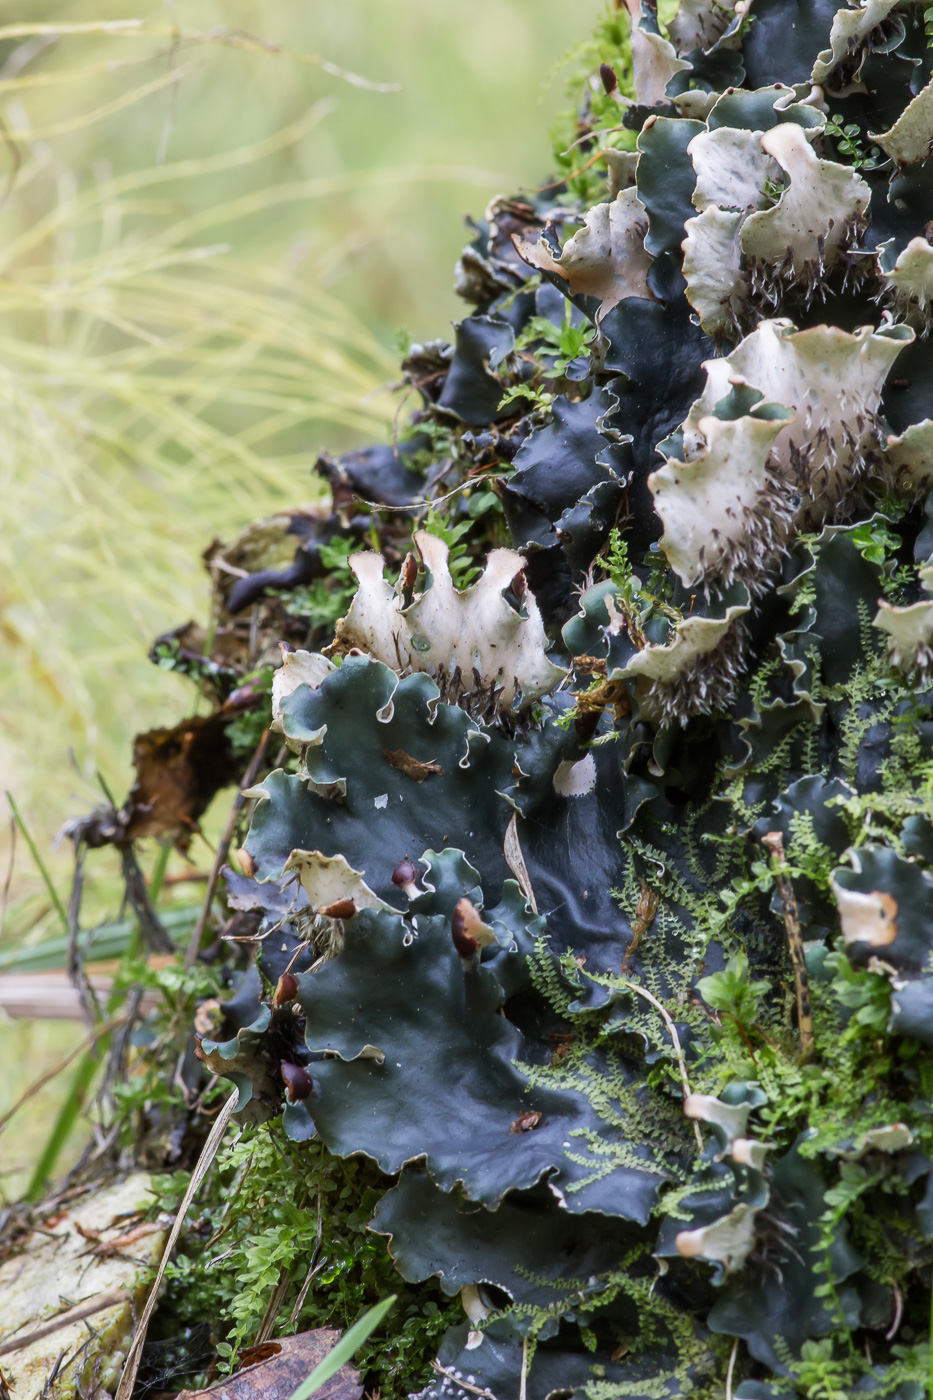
[176,1329,362,1400]
[548,1032,576,1066]
[236,1341,282,1369]
[621,880,660,971]
[383,749,445,782]
[510,1110,543,1134]
[123,713,241,848]
[194,998,223,1038]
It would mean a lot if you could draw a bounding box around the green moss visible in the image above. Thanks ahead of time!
[149,1131,460,1399]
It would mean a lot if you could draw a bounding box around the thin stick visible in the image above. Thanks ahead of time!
[120,846,174,953]
[67,846,100,1032]
[6,791,68,936]
[288,1171,326,1326]
[618,979,704,1151]
[0,23,401,94]
[725,1337,738,1400]
[0,1012,127,1134]
[760,831,814,1061]
[283,938,311,976]
[288,1257,328,1328]
[532,147,612,192]
[184,729,270,968]
[254,1265,291,1345]
[519,1334,529,1400]
[0,1290,130,1359]
[114,1093,237,1400]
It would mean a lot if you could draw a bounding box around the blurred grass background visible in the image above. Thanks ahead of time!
[0,0,601,916]
[0,0,602,1196]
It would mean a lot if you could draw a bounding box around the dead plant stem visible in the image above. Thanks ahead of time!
[114,1092,238,1400]
[184,728,270,968]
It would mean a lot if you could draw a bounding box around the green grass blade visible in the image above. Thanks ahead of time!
[287,1295,397,1400]
[5,791,69,936]
[25,1040,106,1201]
[0,904,198,972]
[147,844,172,904]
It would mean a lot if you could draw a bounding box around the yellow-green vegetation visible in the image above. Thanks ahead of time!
[0,0,600,1202]
[0,0,601,912]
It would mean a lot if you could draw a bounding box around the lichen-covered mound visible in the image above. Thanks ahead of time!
[106,3,933,1396]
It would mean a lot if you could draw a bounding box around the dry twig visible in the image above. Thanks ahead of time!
[114,1093,238,1400]
[760,831,814,1060]
[185,729,271,968]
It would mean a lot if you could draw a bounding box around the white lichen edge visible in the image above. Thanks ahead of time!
[681,318,914,525]
[811,0,900,87]
[873,562,933,684]
[553,753,598,797]
[683,1092,751,1143]
[675,1202,759,1273]
[675,1093,771,1274]
[649,402,795,590]
[282,848,395,914]
[878,235,933,326]
[330,531,566,715]
[271,648,335,738]
[681,124,774,334]
[682,205,748,335]
[682,119,865,333]
[625,0,691,107]
[689,125,776,216]
[616,603,750,727]
[885,419,933,495]
[873,74,933,166]
[667,0,741,58]
[512,187,652,320]
[740,123,870,281]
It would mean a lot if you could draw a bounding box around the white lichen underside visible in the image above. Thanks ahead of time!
[650,404,794,590]
[512,187,652,319]
[331,532,566,714]
[682,318,913,523]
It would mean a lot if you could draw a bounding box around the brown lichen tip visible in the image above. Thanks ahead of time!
[761,829,814,1060]
[320,898,357,920]
[280,1061,314,1102]
[400,551,419,604]
[450,897,496,959]
[392,857,419,899]
[272,972,299,1007]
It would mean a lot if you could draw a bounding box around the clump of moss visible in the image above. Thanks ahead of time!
[146,1133,459,1399]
